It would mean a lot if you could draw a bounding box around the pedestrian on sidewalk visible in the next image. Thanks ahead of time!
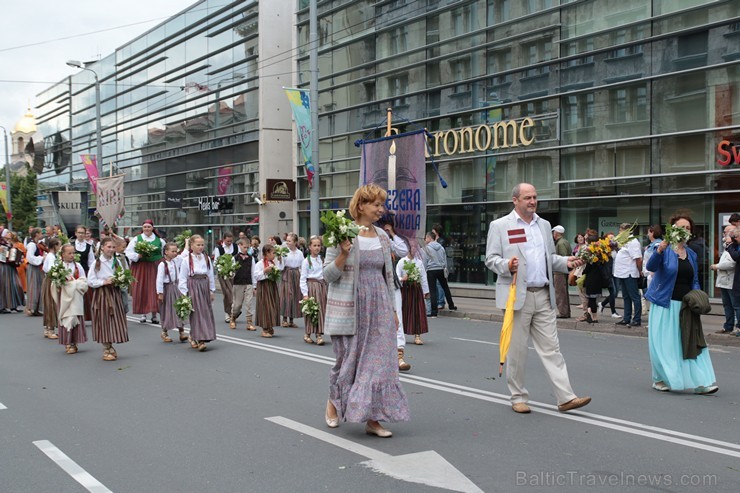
[645,215,717,394]
[711,225,739,335]
[88,238,129,361]
[485,183,591,414]
[423,232,457,318]
[641,225,663,319]
[614,223,643,327]
[725,226,740,336]
[552,225,571,318]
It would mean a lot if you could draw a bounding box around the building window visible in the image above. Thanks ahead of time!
[678,31,708,58]
[388,74,409,107]
[389,26,408,55]
[523,39,552,77]
[451,5,473,36]
[487,0,510,24]
[564,38,594,67]
[610,85,647,123]
[608,26,645,58]
[563,93,594,129]
[488,49,512,85]
[450,56,471,93]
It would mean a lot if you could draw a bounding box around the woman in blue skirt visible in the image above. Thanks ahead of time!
[645,215,718,394]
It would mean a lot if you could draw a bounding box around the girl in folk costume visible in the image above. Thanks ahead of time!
[280,232,304,328]
[177,235,216,351]
[300,236,327,345]
[0,234,25,313]
[73,225,95,322]
[88,237,129,361]
[55,244,88,355]
[12,233,28,294]
[396,246,430,345]
[156,242,187,343]
[41,238,62,338]
[25,228,45,316]
[125,219,164,324]
[213,232,237,324]
[253,244,282,338]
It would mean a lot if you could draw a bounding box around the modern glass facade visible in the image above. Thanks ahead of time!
[295,0,740,293]
[34,0,294,244]
[33,0,740,295]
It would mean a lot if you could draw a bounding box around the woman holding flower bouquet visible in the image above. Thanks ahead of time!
[177,235,216,351]
[55,244,88,354]
[88,238,129,361]
[580,234,613,324]
[300,236,326,345]
[323,184,410,438]
[41,237,62,339]
[396,246,430,344]
[156,242,187,343]
[253,244,282,338]
[125,220,163,324]
[280,233,304,328]
[645,215,718,394]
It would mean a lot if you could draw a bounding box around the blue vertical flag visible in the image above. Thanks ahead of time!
[284,88,315,186]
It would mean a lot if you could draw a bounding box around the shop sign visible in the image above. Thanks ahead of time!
[428,117,536,157]
[266,179,296,201]
[717,140,740,166]
[198,195,221,212]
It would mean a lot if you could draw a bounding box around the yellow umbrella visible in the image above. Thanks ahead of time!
[499,272,517,377]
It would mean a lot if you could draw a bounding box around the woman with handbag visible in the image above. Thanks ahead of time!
[323,184,410,438]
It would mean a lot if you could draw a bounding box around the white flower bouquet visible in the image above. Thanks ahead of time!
[402,260,422,284]
[47,258,71,287]
[112,266,136,289]
[320,209,367,248]
[265,264,282,282]
[274,245,289,258]
[134,240,158,258]
[665,223,691,250]
[299,297,320,325]
[175,295,194,320]
[216,253,238,278]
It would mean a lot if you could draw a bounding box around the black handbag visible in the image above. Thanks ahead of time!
[637,276,648,290]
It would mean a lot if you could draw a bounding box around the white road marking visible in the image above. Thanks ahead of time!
[450,337,498,346]
[33,440,113,493]
[266,416,484,493]
[0,402,6,410]
[126,318,740,458]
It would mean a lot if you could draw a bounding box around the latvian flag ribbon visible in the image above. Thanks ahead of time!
[507,228,527,244]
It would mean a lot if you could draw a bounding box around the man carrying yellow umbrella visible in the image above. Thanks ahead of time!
[486,183,591,414]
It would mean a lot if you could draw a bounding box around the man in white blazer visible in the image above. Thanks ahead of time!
[485,183,591,414]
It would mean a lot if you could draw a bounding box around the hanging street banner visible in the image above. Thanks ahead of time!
[358,130,427,252]
[55,191,86,234]
[284,88,315,186]
[95,174,125,229]
[217,166,232,195]
[80,154,99,194]
[0,182,8,217]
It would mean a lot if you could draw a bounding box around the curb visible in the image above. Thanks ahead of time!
[439,311,740,349]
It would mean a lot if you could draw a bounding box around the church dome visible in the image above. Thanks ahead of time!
[13,109,37,134]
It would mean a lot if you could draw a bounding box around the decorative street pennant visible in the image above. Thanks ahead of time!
[284,88,316,186]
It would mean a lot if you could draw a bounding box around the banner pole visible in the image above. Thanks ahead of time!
[385,107,393,137]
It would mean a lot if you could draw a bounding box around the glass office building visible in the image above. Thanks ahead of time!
[34,0,294,244]
[295,0,740,293]
[34,0,740,293]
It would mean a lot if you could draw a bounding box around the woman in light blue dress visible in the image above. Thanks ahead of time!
[645,215,717,394]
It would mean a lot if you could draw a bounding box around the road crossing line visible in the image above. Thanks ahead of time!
[33,440,113,493]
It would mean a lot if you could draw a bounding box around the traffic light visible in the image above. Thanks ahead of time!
[207,228,212,235]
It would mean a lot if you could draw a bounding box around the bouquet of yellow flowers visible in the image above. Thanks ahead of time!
[576,238,613,265]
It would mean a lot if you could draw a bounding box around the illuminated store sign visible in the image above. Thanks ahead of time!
[717,140,740,166]
[428,117,536,157]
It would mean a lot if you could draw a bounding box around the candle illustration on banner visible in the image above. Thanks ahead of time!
[388,140,397,193]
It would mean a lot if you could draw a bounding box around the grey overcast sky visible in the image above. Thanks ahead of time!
[0,0,196,146]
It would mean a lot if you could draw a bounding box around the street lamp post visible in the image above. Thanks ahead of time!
[66,60,102,179]
[0,125,12,230]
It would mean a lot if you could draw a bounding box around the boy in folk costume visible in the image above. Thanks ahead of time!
[88,238,129,361]
[230,239,258,331]
[213,232,237,324]
[280,233,304,328]
[24,228,45,316]
[177,235,216,352]
[55,244,89,354]
[300,236,327,345]
[125,219,163,324]
[253,244,282,338]
[396,247,430,345]
[156,242,187,343]
[41,238,62,339]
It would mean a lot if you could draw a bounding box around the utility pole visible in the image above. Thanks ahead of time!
[309,0,320,236]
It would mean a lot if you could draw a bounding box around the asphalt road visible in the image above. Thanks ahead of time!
[1,303,738,493]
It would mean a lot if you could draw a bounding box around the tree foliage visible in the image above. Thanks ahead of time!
[1,165,38,234]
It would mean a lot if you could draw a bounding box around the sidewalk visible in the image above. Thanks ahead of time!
[439,297,740,348]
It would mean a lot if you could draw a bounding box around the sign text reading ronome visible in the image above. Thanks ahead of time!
[428,117,535,157]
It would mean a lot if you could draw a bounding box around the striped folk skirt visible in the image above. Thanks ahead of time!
[58,317,87,346]
[188,275,216,342]
[26,264,44,313]
[401,283,429,335]
[131,261,159,314]
[91,285,129,344]
[305,279,327,335]
[41,276,59,329]
[279,267,302,319]
[0,262,24,311]
[255,279,279,330]
[160,282,184,331]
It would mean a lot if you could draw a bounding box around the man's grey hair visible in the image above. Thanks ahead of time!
[512,183,535,199]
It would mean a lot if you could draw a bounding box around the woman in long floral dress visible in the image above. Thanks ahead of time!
[323,184,410,438]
